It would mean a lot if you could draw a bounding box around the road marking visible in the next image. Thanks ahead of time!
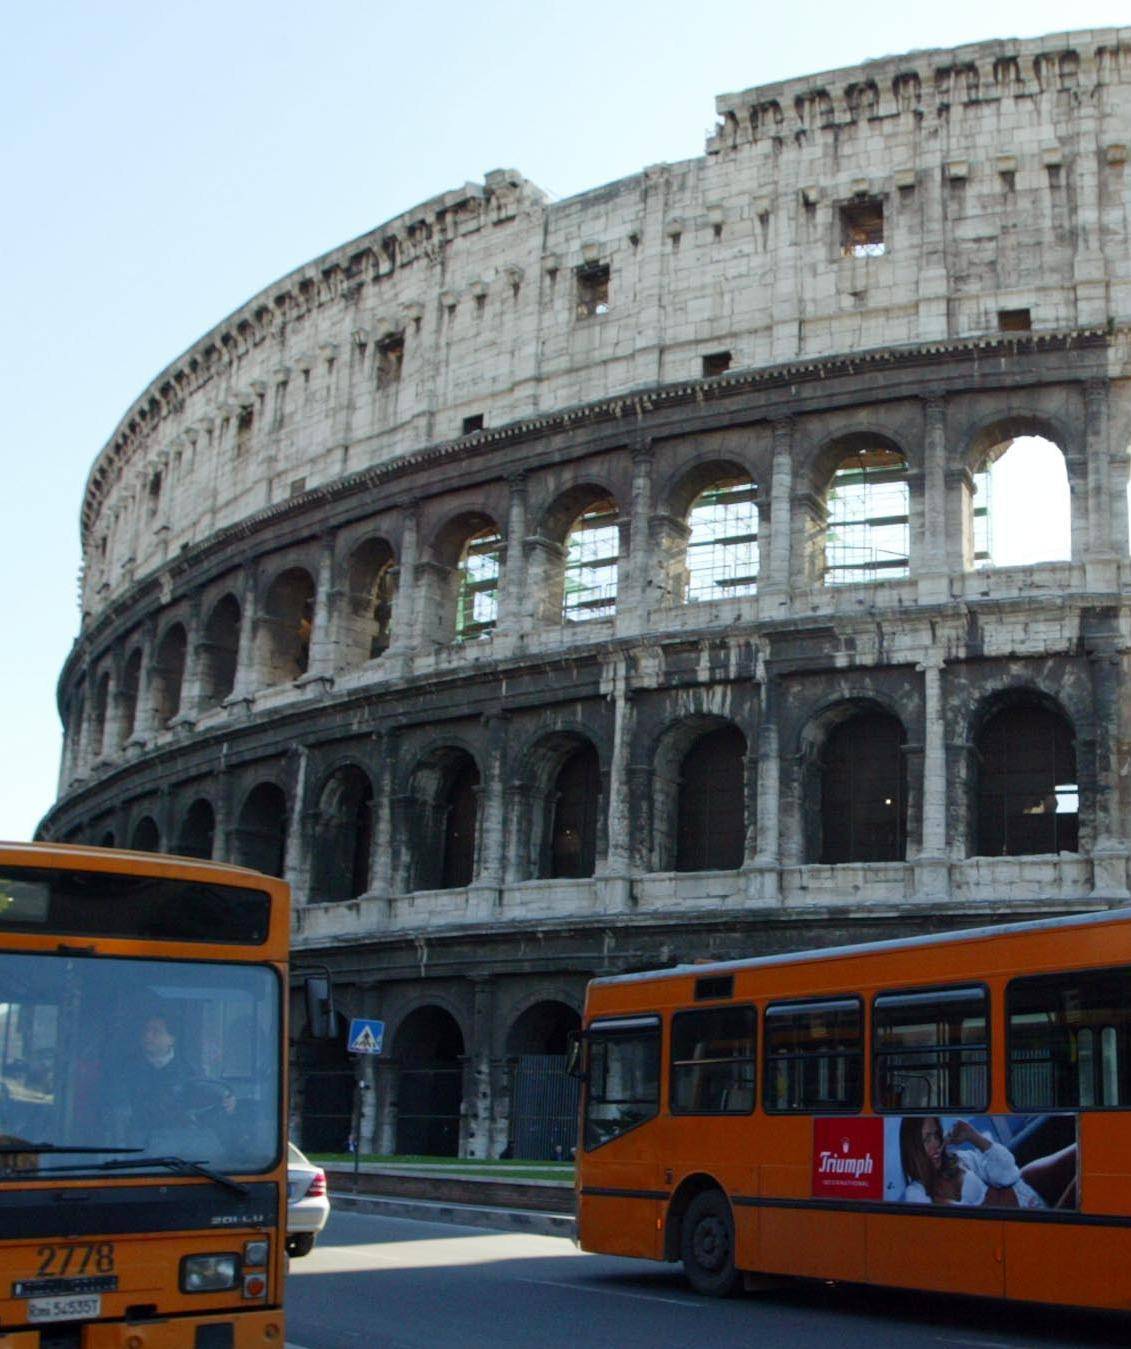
[934,1339,1009,1347]
[511,1276,704,1309]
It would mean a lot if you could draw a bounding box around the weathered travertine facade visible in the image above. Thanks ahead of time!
[46,29,1131,1156]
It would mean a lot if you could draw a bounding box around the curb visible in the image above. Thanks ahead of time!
[329,1188,576,1239]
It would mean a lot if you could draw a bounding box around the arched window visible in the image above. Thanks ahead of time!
[130,816,160,853]
[343,539,396,665]
[233,782,288,877]
[546,743,600,878]
[676,726,747,871]
[685,478,759,600]
[312,766,374,901]
[819,711,906,862]
[118,648,142,747]
[201,593,240,707]
[972,435,1070,568]
[442,760,479,889]
[177,799,215,860]
[91,673,110,758]
[563,500,619,621]
[455,528,502,641]
[824,448,909,585]
[974,702,1077,856]
[152,624,187,725]
[260,568,315,684]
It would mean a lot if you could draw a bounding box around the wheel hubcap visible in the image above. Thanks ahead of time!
[693,1216,727,1271]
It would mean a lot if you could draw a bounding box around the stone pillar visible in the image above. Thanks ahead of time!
[283,746,309,897]
[748,693,781,901]
[497,473,528,635]
[918,397,950,603]
[522,536,567,627]
[302,536,337,685]
[915,656,950,898]
[1089,647,1130,899]
[126,623,157,748]
[647,513,691,608]
[597,656,634,909]
[170,595,204,727]
[469,715,508,913]
[464,977,495,1159]
[1084,380,1119,588]
[617,442,654,634]
[387,503,419,661]
[760,418,793,616]
[227,566,259,704]
[367,732,395,903]
[412,560,457,646]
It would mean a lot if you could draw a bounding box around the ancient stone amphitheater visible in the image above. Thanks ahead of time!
[44,28,1131,1156]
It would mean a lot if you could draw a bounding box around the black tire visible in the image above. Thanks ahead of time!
[680,1190,739,1297]
[286,1232,316,1258]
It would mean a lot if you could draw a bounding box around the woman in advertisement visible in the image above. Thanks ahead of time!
[898,1116,1077,1209]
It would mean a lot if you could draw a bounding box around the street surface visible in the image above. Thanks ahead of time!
[286,1210,1130,1349]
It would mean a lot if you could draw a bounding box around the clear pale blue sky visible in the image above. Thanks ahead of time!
[1,1,1126,840]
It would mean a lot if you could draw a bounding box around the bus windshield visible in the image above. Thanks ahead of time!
[0,952,280,1177]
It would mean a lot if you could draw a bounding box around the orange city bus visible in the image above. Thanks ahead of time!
[574,907,1131,1311]
[0,842,290,1347]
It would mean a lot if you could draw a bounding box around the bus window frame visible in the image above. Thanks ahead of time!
[582,1013,663,1152]
[762,994,864,1116]
[1006,964,1131,1113]
[872,981,990,1115]
[669,1002,757,1117]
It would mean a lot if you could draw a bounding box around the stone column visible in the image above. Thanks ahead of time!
[760,418,793,616]
[597,655,634,909]
[283,746,309,896]
[1084,380,1119,589]
[387,503,419,661]
[915,656,950,898]
[522,535,567,627]
[616,442,654,635]
[918,397,950,603]
[1089,647,1130,899]
[748,681,781,901]
[469,715,508,915]
[497,473,528,636]
[170,594,204,727]
[302,536,337,686]
[227,565,259,705]
[367,732,396,905]
[126,622,157,749]
[464,976,495,1160]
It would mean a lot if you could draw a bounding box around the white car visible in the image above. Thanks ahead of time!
[286,1141,330,1257]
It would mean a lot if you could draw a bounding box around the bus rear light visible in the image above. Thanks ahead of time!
[244,1239,269,1267]
[243,1272,268,1299]
[180,1254,239,1292]
[307,1168,327,1198]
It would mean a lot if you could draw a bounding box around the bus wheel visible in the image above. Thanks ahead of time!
[680,1190,738,1297]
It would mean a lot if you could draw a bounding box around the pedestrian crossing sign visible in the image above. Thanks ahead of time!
[347,1018,385,1055]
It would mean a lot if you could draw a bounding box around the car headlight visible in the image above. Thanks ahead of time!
[180,1254,240,1292]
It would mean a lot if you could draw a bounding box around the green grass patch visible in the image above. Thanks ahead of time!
[311,1152,574,1182]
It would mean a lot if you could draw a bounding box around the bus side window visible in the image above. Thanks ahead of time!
[873,985,988,1113]
[1008,967,1131,1109]
[583,1016,661,1150]
[670,1005,756,1115]
[763,998,862,1113]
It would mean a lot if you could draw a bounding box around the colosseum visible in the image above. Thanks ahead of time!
[43,27,1131,1158]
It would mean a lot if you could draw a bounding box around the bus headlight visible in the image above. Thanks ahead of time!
[180,1254,240,1292]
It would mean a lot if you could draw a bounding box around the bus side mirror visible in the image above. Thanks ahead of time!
[566,1030,586,1081]
[304,974,335,1039]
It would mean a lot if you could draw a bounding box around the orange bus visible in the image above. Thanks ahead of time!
[0,842,291,1347]
[574,908,1131,1311]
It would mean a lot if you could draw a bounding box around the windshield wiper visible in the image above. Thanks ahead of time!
[0,1143,144,1156]
[15,1154,250,1196]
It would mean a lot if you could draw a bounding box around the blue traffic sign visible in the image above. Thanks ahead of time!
[347,1018,385,1055]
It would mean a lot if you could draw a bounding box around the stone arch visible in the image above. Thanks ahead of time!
[961,414,1074,569]
[672,459,760,604]
[406,746,481,891]
[514,731,603,881]
[969,688,1078,857]
[258,566,315,685]
[340,536,397,667]
[393,1004,466,1156]
[506,999,581,1056]
[118,646,143,747]
[542,485,621,624]
[807,432,911,586]
[90,671,110,759]
[200,593,241,708]
[652,715,749,872]
[310,763,375,901]
[130,815,161,853]
[151,622,187,725]
[504,998,583,1160]
[232,781,288,877]
[176,797,215,860]
[293,1007,352,1153]
[416,510,503,645]
[799,699,908,864]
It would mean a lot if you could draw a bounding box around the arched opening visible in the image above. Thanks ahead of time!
[455,527,503,641]
[342,538,396,666]
[98,830,115,848]
[130,816,160,853]
[974,700,1078,856]
[118,648,142,747]
[151,624,187,726]
[232,783,288,877]
[971,435,1071,568]
[824,447,910,585]
[685,477,759,601]
[91,673,110,758]
[676,725,747,871]
[818,709,907,862]
[311,766,374,902]
[442,759,479,889]
[505,1000,582,1160]
[201,594,241,707]
[176,798,215,860]
[394,1006,465,1157]
[409,750,480,892]
[545,743,600,879]
[260,568,315,684]
[294,1011,352,1153]
[563,499,619,621]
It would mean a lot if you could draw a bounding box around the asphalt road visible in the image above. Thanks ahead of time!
[285,1210,1130,1349]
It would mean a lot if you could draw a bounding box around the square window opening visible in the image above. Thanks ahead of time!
[998,308,1032,332]
[702,351,732,378]
[576,263,610,319]
[841,200,885,258]
[461,414,484,436]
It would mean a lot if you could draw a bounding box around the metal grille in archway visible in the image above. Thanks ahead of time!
[509,1054,580,1160]
[395,1066,462,1156]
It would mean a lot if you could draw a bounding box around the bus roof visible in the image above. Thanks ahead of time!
[0,841,280,887]
[589,905,1131,989]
